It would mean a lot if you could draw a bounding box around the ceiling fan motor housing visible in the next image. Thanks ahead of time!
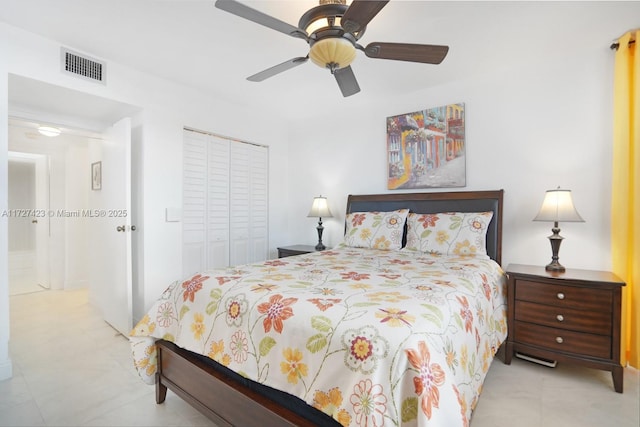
[299,2,363,71]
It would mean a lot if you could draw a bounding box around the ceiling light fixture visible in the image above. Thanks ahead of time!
[37,126,61,137]
[309,37,356,70]
[299,0,362,73]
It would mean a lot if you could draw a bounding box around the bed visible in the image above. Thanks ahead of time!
[130,190,506,427]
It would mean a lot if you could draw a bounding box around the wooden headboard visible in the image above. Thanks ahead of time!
[345,190,504,265]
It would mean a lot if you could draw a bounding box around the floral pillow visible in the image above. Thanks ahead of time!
[404,211,493,257]
[343,209,409,250]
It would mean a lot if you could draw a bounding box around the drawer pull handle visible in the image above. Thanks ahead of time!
[556,336,564,344]
[557,292,565,300]
[556,314,564,322]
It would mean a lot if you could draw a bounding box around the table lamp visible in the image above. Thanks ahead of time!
[533,187,584,272]
[307,195,332,250]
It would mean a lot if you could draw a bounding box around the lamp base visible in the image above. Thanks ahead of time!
[315,218,326,252]
[545,261,566,272]
[546,222,565,273]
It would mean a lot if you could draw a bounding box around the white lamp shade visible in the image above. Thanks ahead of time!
[307,196,333,218]
[533,188,584,223]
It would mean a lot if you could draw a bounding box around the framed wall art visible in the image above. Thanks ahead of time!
[91,161,102,191]
[387,103,466,189]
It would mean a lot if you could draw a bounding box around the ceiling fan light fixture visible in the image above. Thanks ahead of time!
[298,1,349,35]
[304,16,342,35]
[309,37,356,70]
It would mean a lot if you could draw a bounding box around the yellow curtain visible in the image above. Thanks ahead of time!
[612,29,639,369]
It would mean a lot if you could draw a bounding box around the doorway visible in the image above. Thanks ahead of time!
[2,75,143,387]
[7,118,92,295]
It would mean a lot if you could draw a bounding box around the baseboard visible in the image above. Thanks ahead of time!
[64,279,89,290]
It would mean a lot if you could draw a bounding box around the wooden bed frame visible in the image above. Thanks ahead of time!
[155,190,504,426]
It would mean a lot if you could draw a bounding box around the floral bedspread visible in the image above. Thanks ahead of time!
[130,246,507,427]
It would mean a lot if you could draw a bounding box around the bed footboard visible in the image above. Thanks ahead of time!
[155,340,331,427]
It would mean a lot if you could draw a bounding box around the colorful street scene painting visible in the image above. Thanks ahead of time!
[387,103,465,189]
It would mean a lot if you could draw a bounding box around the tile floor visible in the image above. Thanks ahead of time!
[1,288,638,427]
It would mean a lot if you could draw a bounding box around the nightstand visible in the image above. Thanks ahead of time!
[277,245,318,258]
[504,264,625,393]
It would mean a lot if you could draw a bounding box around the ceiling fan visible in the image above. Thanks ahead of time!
[214,0,449,97]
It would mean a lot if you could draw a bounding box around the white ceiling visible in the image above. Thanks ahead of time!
[1,1,639,121]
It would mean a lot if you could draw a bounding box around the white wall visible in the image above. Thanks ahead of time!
[64,142,89,289]
[287,46,614,273]
[0,22,12,381]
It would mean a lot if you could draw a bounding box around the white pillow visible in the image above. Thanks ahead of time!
[404,211,493,257]
[343,209,409,250]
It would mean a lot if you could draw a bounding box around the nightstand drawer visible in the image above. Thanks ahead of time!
[514,321,611,359]
[515,280,611,312]
[515,300,611,335]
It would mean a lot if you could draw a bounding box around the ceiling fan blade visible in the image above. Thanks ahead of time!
[247,57,309,82]
[215,0,307,40]
[364,42,449,64]
[341,0,389,34]
[334,66,361,97]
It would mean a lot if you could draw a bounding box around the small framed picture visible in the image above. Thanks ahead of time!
[91,161,102,190]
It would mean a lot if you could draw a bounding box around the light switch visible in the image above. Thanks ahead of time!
[165,207,182,222]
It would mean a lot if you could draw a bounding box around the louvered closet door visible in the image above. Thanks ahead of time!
[206,136,231,269]
[229,142,249,266]
[248,143,268,262]
[183,130,268,275]
[183,132,231,276]
[182,132,208,276]
[229,142,269,266]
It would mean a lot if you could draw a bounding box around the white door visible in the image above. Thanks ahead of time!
[182,131,230,276]
[182,130,268,273]
[182,131,208,276]
[207,136,231,269]
[90,117,132,336]
[229,142,250,266]
[230,142,268,265]
[248,144,268,262]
